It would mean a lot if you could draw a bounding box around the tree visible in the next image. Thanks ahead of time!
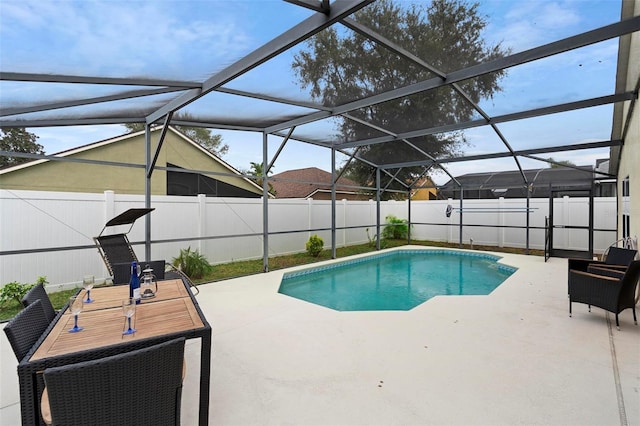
[249,161,266,181]
[292,0,509,199]
[0,128,44,168]
[547,157,577,168]
[248,161,276,195]
[123,113,228,157]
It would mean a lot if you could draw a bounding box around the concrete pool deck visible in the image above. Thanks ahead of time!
[2,247,639,425]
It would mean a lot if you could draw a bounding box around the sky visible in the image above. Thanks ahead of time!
[0,0,625,185]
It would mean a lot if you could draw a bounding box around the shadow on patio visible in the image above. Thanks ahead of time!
[4,250,636,425]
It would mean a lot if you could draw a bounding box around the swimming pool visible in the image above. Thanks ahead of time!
[278,249,517,311]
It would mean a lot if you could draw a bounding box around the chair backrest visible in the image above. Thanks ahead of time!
[21,283,56,323]
[605,247,637,266]
[110,259,168,285]
[44,337,185,426]
[620,260,640,303]
[3,300,49,361]
[94,234,138,276]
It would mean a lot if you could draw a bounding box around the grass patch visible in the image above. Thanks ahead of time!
[1,288,76,322]
[1,240,542,321]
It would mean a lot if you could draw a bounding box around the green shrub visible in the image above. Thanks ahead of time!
[172,247,213,279]
[0,276,47,307]
[366,228,387,249]
[306,234,324,257]
[382,215,410,240]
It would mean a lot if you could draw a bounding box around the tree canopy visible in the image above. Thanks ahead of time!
[0,128,44,168]
[123,114,228,157]
[292,0,509,199]
[248,161,276,195]
[547,157,577,168]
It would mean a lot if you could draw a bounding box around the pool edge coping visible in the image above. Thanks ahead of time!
[281,246,519,281]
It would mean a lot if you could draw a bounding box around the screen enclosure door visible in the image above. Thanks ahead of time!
[548,188,594,260]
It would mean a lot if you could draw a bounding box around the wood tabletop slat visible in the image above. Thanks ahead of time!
[31,294,204,361]
[77,279,189,311]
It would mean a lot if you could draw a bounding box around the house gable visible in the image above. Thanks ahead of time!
[0,127,263,197]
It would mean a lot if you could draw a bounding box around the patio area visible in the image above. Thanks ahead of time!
[2,248,639,425]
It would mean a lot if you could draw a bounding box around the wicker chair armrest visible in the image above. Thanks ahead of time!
[587,265,626,278]
[569,269,620,283]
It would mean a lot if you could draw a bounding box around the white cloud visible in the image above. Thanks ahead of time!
[34,125,125,154]
[491,1,582,52]
[0,2,45,31]
[537,2,581,27]
[1,1,255,79]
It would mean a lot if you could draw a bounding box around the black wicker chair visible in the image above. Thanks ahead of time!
[568,246,637,273]
[568,260,640,329]
[21,283,57,323]
[41,337,185,426]
[4,300,50,361]
[567,247,637,295]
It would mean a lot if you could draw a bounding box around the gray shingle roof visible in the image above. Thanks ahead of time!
[270,167,359,198]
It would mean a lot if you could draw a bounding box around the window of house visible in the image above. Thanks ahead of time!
[166,163,260,198]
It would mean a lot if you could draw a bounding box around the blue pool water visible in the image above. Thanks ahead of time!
[278,250,517,311]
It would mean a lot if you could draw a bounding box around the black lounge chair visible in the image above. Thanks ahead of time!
[21,283,57,323]
[41,337,185,426]
[94,208,198,294]
[4,300,50,361]
[93,208,163,284]
[568,260,640,329]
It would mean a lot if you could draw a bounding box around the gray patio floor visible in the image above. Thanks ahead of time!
[2,247,639,425]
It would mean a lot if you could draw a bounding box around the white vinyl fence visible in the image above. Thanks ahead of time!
[1,189,616,288]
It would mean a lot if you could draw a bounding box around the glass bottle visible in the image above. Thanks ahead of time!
[129,261,141,304]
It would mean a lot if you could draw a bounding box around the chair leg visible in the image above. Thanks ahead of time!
[569,300,572,317]
[588,304,591,312]
[616,314,620,330]
[633,308,638,325]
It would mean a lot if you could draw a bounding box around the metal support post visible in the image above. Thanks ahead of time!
[526,185,531,255]
[459,187,464,248]
[144,124,152,261]
[407,191,412,243]
[331,148,337,259]
[262,132,269,272]
[376,168,381,250]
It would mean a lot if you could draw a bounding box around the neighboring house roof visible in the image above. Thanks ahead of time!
[0,127,267,197]
[270,167,363,199]
[439,167,602,199]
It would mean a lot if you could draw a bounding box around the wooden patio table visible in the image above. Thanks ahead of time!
[17,278,212,426]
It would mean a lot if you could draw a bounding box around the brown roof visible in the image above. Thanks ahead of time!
[270,167,360,199]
